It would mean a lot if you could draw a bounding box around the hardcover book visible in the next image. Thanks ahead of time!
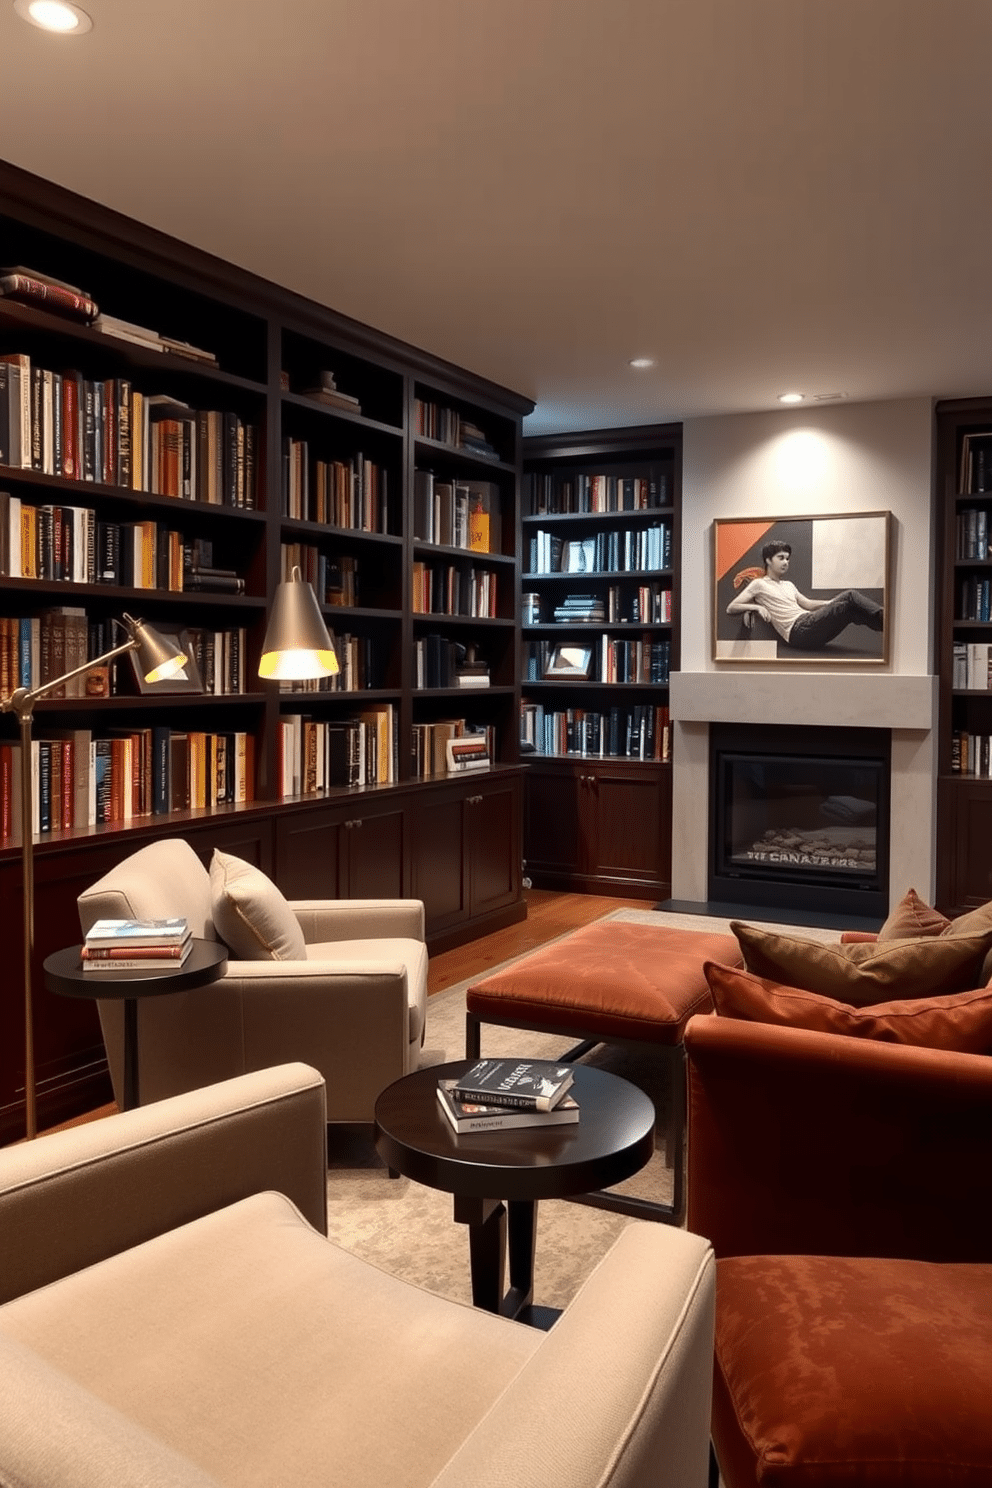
[436,1079,580,1133]
[452,1058,575,1111]
[84,917,190,947]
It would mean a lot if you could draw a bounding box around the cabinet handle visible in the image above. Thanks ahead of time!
[344,818,363,829]
[467,794,483,805]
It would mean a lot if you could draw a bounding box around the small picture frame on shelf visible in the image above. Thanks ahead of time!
[543,643,593,680]
[127,625,204,695]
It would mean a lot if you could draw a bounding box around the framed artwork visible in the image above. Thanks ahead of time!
[543,642,593,679]
[127,625,204,694]
[712,511,892,665]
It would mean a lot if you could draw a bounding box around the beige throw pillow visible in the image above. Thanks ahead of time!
[209,850,306,961]
[730,921,992,1006]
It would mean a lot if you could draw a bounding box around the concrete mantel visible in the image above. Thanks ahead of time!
[670,671,938,733]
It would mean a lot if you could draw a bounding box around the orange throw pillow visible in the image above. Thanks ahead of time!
[705,960,992,1053]
[877,886,951,940]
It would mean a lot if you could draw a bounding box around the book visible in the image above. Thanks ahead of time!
[436,1078,580,1133]
[81,940,193,963]
[0,269,98,324]
[80,941,194,973]
[84,916,190,948]
[452,1058,575,1111]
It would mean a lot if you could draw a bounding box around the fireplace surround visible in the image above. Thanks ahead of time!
[708,723,891,920]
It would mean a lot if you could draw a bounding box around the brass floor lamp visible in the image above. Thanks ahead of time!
[1,614,188,1140]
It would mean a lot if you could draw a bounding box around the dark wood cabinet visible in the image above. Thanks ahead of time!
[934,399,992,912]
[523,758,671,898]
[409,770,524,948]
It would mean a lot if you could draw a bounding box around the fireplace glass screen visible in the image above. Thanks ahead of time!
[716,753,885,890]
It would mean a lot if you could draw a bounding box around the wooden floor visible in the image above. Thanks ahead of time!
[428,888,651,994]
[36,890,649,1138]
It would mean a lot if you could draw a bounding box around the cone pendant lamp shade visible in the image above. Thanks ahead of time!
[259,568,339,680]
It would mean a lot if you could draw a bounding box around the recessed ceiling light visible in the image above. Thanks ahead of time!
[13,0,92,33]
[629,358,655,369]
[777,392,805,404]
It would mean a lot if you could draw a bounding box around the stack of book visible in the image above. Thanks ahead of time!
[300,370,362,415]
[553,594,606,623]
[81,917,192,972]
[436,1058,579,1133]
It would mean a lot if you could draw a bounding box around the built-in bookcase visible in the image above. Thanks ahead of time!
[0,159,530,1138]
[520,424,681,898]
[935,398,992,912]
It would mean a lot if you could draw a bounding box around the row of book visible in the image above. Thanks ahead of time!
[0,727,254,840]
[522,637,671,685]
[950,733,992,776]
[281,545,362,608]
[952,642,992,691]
[414,635,490,690]
[0,610,248,699]
[411,719,495,779]
[526,471,667,515]
[957,576,992,622]
[956,507,990,560]
[527,524,671,576]
[275,632,385,693]
[277,706,396,795]
[412,561,499,618]
[414,399,500,461]
[0,354,255,506]
[958,433,992,495]
[520,702,671,762]
[522,583,671,625]
[0,492,246,594]
[281,440,389,531]
[412,472,501,552]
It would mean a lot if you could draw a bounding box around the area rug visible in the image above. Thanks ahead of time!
[325,906,841,1313]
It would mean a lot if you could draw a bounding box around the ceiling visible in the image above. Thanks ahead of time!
[2,0,992,435]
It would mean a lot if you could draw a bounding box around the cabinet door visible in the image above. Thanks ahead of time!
[588,764,671,893]
[409,793,469,934]
[341,807,406,899]
[523,764,583,880]
[466,777,521,918]
[276,808,347,900]
[937,778,992,913]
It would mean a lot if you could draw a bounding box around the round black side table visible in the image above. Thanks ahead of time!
[43,939,228,1111]
[375,1059,656,1326]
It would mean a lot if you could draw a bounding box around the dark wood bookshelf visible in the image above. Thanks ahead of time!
[0,159,532,1141]
[520,424,682,900]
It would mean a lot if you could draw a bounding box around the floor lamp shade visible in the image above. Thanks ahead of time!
[0,614,188,1141]
[258,568,339,680]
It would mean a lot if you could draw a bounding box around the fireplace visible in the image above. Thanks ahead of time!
[708,723,890,920]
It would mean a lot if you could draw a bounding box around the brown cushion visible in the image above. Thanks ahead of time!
[730,921,992,1006]
[877,886,951,940]
[705,961,992,1053]
[714,1254,992,1486]
[209,850,306,961]
[466,920,743,1044]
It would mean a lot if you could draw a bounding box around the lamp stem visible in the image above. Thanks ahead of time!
[19,707,35,1141]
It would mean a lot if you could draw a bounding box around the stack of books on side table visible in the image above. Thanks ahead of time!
[436,1058,579,1134]
[81,918,192,973]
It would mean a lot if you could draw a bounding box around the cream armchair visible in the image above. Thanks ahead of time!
[77,837,428,1123]
[0,1064,716,1488]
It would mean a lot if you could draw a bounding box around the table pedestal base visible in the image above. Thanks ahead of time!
[452,1194,558,1328]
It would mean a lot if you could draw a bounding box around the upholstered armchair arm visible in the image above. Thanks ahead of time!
[429,1223,715,1488]
[840,930,879,943]
[0,1063,327,1307]
[685,1015,992,1264]
[290,898,425,944]
[224,958,415,1121]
